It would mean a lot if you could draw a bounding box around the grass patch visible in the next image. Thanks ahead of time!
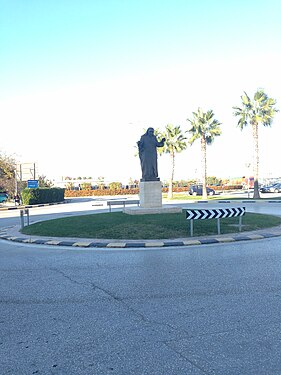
[21,212,281,240]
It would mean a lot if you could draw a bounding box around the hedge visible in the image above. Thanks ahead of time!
[21,188,65,205]
[64,188,139,197]
[64,185,244,198]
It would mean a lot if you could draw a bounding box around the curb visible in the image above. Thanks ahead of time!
[0,199,281,212]
[194,200,281,204]
[1,227,281,249]
[0,200,70,211]
[2,199,281,212]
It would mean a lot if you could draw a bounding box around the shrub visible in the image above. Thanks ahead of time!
[64,185,244,198]
[81,182,92,190]
[109,181,122,190]
[21,188,65,205]
[64,188,139,197]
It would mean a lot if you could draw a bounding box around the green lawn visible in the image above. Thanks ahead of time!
[21,212,281,240]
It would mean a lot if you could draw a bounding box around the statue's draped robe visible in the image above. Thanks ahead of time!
[138,134,164,181]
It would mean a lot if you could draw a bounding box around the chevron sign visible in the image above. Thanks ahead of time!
[186,207,246,220]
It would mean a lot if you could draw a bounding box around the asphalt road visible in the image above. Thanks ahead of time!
[1,197,281,374]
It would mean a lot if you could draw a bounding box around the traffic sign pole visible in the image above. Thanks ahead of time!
[190,219,193,237]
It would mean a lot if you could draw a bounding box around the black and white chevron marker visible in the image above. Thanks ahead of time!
[186,207,245,220]
[186,207,246,236]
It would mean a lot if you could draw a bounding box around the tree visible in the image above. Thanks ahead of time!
[65,181,74,190]
[81,182,92,190]
[187,108,222,199]
[0,152,16,196]
[109,181,122,190]
[159,124,187,199]
[233,89,278,199]
[38,175,54,188]
[97,176,105,190]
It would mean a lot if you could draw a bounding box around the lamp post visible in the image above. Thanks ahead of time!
[245,163,251,198]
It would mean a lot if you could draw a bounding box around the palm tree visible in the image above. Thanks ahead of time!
[159,124,187,199]
[187,108,222,199]
[233,89,278,199]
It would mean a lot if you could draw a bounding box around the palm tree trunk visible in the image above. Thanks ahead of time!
[252,122,260,199]
[201,137,207,199]
[168,151,175,199]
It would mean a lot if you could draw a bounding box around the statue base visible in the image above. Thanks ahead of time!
[123,205,182,215]
[139,180,162,208]
[124,181,182,215]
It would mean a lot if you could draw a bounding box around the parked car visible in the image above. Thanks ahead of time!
[188,184,215,196]
[260,183,281,193]
[0,192,8,203]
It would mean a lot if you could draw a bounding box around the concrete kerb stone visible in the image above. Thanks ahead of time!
[0,200,70,211]
[1,223,281,249]
[1,198,281,212]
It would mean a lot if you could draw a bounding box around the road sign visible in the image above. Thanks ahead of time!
[16,163,37,182]
[185,207,245,220]
[27,180,39,189]
[185,207,246,236]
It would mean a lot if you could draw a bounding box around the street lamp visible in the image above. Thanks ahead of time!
[245,163,251,198]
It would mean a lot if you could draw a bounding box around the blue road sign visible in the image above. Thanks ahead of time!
[27,180,39,188]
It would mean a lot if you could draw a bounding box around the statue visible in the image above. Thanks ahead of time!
[137,127,165,181]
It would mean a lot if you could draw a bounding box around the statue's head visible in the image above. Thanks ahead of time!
[146,127,154,136]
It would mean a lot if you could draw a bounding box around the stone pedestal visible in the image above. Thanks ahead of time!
[123,205,182,215]
[139,180,162,208]
[123,180,182,215]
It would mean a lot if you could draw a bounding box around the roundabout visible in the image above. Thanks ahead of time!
[1,220,281,249]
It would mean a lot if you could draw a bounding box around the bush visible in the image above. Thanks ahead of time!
[80,182,92,190]
[220,185,243,191]
[21,188,65,205]
[109,182,122,190]
[65,188,139,197]
[64,187,189,197]
[63,185,243,198]
[162,187,189,193]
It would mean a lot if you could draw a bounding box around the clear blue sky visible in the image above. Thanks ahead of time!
[1,0,280,182]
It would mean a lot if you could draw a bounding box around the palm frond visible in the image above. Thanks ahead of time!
[187,108,222,145]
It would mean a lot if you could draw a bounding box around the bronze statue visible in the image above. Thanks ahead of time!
[137,128,165,181]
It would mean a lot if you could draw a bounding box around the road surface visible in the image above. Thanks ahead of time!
[1,197,281,374]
